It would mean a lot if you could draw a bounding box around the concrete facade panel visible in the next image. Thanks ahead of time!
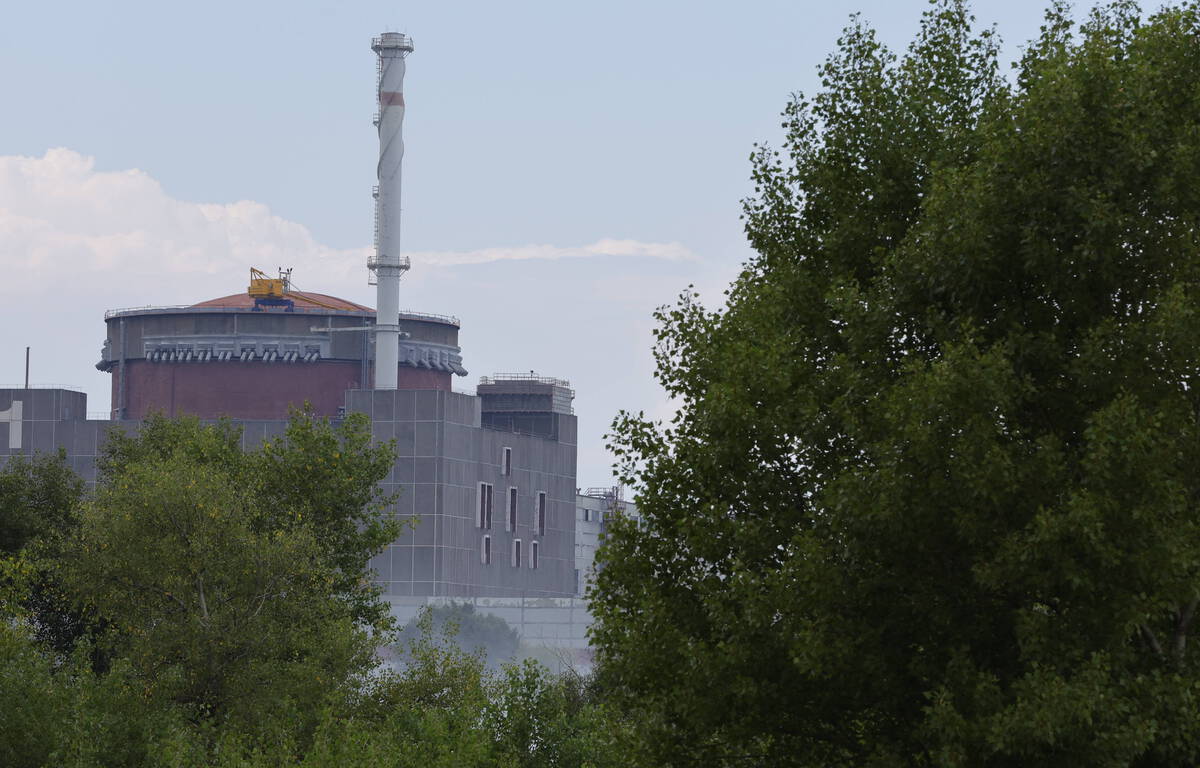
[414,422,439,456]
[413,457,438,484]
[412,512,436,546]
[372,421,395,443]
[370,551,391,582]
[4,374,577,601]
[392,545,414,584]
[413,482,436,514]
[412,547,434,577]
[394,390,416,421]
[414,390,443,421]
[394,422,416,455]
[393,457,415,484]
[372,392,395,421]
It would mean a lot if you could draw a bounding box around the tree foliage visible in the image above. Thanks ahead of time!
[98,410,399,626]
[0,449,83,556]
[593,1,1200,765]
[0,623,202,768]
[63,411,399,730]
[0,449,98,657]
[0,601,626,767]
[64,452,371,729]
[0,412,627,765]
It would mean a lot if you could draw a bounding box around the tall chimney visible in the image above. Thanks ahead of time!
[370,32,413,390]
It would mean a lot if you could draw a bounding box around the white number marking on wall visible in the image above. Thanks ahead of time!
[0,400,23,449]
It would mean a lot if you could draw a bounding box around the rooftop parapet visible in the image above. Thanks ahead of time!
[477,373,574,415]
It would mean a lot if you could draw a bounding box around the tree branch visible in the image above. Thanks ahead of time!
[197,575,210,625]
[1140,623,1165,659]
[1173,599,1199,662]
[115,576,191,616]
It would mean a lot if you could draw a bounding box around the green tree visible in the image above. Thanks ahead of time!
[62,454,367,728]
[485,659,625,768]
[55,411,399,738]
[297,612,626,768]
[0,450,83,555]
[593,1,1200,765]
[0,451,99,658]
[98,409,400,625]
[0,621,204,768]
[1,570,627,766]
[252,409,400,626]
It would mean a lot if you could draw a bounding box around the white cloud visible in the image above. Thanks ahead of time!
[411,238,698,267]
[0,148,696,294]
[0,148,367,296]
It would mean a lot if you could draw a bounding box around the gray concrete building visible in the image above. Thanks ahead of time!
[349,383,577,598]
[0,317,579,601]
[574,487,640,598]
[0,371,639,666]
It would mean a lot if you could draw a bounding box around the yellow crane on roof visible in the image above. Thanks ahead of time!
[248,267,287,299]
[247,267,350,312]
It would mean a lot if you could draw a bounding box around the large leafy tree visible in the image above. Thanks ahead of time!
[97,410,399,625]
[592,1,1200,765]
[64,453,364,728]
[57,410,400,733]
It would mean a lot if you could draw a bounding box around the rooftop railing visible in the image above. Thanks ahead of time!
[0,383,86,392]
[478,373,572,389]
[104,304,372,320]
[397,309,460,326]
[103,305,460,326]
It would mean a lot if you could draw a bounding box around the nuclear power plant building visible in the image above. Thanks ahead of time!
[2,285,579,599]
[0,32,586,604]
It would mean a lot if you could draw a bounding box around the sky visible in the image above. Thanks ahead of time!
[0,0,1067,484]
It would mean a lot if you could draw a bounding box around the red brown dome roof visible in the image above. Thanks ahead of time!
[190,292,373,312]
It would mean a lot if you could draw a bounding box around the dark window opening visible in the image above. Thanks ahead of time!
[479,483,494,530]
[486,484,494,529]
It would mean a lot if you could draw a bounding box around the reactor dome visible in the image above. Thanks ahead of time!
[97,284,466,421]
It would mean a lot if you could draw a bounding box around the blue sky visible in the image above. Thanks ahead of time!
[1,0,1066,483]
